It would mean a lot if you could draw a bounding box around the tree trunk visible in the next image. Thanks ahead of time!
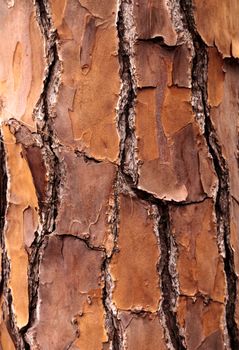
[0,0,239,349]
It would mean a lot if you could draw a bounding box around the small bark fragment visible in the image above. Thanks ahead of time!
[56,150,116,250]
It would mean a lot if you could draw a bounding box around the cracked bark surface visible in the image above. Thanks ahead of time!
[0,0,239,349]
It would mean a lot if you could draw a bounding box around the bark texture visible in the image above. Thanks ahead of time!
[0,0,239,349]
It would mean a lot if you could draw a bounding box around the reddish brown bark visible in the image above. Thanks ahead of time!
[0,0,239,349]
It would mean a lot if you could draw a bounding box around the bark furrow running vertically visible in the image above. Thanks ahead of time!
[179,0,239,348]
[116,1,185,348]
[117,0,138,183]
[21,0,62,346]
[157,203,186,350]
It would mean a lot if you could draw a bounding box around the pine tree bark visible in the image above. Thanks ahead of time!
[0,0,239,349]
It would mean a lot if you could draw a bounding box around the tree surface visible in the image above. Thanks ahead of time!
[0,0,239,349]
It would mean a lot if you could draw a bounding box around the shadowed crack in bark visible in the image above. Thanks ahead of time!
[116,1,185,348]
[157,204,186,350]
[102,257,122,350]
[116,171,186,349]
[117,0,138,183]
[32,0,61,232]
[20,0,62,347]
[0,134,7,296]
[101,175,123,350]
[179,0,239,348]
[95,1,138,348]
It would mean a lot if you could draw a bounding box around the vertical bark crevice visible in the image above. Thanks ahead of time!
[0,134,7,295]
[5,291,25,349]
[32,0,61,233]
[102,258,122,350]
[157,203,186,350]
[21,0,62,346]
[101,2,139,348]
[117,0,138,183]
[102,176,123,350]
[116,1,185,348]
[179,1,239,348]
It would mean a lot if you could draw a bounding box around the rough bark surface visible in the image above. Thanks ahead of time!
[0,0,238,349]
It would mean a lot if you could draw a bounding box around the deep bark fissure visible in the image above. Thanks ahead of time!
[5,292,25,349]
[117,0,138,183]
[179,1,239,348]
[98,2,138,348]
[116,172,186,349]
[116,1,186,348]
[102,257,122,350]
[101,177,123,350]
[0,134,7,300]
[33,0,61,232]
[21,0,62,346]
[0,135,7,295]
[157,203,186,350]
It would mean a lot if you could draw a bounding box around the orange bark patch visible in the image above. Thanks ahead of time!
[207,47,225,107]
[12,42,22,91]
[125,313,167,350]
[161,86,193,137]
[133,0,177,46]
[135,88,159,161]
[51,0,120,162]
[138,159,188,202]
[170,200,226,302]
[0,320,15,350]
[134,41,173,88]
[178,296,225,350]
[0,0,44,129]
[193,0,239,58]
[2,125,39,328]
[110,195,160,311]
[31,235,106,349]
[56,151,116,251]
[74,293,108,349]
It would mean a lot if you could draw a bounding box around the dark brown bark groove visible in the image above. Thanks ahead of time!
[116,1,185,348]
[157,203,186,350]
[179,0,239,348]
[117,0,138,183]
[20,0,62,347]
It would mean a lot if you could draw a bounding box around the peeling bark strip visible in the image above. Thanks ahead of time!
[179,0,239,348]
[0,133,24,348]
